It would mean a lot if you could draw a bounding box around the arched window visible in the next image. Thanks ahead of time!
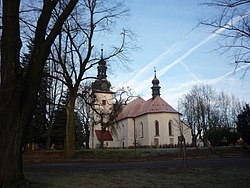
[169,120,173,136]
[140,122,144,138]
[155,120,159,136]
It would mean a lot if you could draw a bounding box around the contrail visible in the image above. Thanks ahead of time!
[158,12,250,77]
[168,64,248,94]
[133,13,249,93]
[133,33,219,93]
[127,43,179,86]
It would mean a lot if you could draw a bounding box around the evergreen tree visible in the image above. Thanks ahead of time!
[237,104,250,145]
[74,112,84,149]
[50,91,68,149]
[22,40,51,149]
[50,106,67,150]
[206,127,240,146]
[50,91,84,150]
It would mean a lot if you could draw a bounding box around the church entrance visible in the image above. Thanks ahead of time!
[154,138,159,148]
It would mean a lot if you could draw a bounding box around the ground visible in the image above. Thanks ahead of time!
[23,146,250,188]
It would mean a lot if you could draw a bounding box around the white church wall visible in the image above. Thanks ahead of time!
[134,115,148,147]
[112,119,128,148]
[89,92,115,149]
[147,113,183,147]
[127,118,136,147]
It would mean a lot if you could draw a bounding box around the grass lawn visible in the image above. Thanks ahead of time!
[25,166,250,188]
[23,147,250,187]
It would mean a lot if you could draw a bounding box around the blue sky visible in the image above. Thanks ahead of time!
[106,0,250,108]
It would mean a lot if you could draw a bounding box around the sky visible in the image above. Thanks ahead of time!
[105,0,250,109]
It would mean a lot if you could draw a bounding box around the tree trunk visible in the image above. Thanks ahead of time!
[0,99,26,187]
[99,118,106,149]
[65,95,76,158]
[46,135,52,150]
[100,127,105,149]
[0,0,27,187]
[85,124,90,149]
[0,0,78,185]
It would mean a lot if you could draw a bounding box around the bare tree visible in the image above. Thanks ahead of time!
[76,83,92,149]
[0,1,78,186]
[180,84,244,146]
[200,0,250,76]
[49,0,131,157]
[46,64,66,149]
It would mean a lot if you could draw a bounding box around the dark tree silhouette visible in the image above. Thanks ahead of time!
[237,103,250,145]
[22,40,50,150]
[0,1,78,186]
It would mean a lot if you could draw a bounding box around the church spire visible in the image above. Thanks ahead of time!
[151,68,161,99]
[92,47,111,92]
[97,48,107,80]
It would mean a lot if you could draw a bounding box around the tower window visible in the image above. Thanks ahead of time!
[102,100,106,105]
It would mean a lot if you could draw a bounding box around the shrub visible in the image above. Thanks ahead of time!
[207,128,240,146]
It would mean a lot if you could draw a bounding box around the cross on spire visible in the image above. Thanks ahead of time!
[101,44,104,59]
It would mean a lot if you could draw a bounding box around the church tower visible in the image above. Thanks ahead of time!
[151,69,161,99]
[92,49,111,92]
[90,49,114,149]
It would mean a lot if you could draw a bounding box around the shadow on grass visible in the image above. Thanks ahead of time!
[25,166,250,188]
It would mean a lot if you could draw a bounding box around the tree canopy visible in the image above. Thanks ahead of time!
[180,84,243,145]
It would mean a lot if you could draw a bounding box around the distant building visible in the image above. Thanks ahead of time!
[90,53,192,148]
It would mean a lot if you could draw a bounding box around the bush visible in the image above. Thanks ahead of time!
[207,128,240,146]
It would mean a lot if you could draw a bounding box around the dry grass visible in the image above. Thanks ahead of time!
[25,166,250,188]
[24,147,250,187]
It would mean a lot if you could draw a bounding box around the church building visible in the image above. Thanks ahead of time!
[113,70,192,148]
[90,52,192,148]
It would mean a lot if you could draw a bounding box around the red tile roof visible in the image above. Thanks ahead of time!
[117,97,145,120]
[117,96,178,121]
[137,96,178,116]
[95,130,113,141]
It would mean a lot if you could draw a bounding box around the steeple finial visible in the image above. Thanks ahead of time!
[101,44,104,59]
[154,66,157,78]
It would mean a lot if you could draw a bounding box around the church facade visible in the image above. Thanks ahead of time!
[90,53,192,148]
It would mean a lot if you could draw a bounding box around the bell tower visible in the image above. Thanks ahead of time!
[90,48,114,149]
[151,69,161,99]
[92,49,111,92]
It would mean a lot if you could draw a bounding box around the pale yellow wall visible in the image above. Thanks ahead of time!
[90,92,114,149]
[134,115,148,147]
[146,113,181,146]
[93,92,114,124]
[112,112,192,148]
[113,119,128,148]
